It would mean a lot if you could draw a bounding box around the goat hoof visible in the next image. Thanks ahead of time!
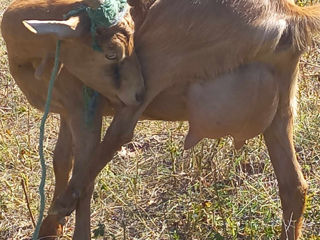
[58,217,67,225]
[49,189,79,217]
[39,215,63,239]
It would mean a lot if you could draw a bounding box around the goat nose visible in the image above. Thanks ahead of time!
[135,91,145,103]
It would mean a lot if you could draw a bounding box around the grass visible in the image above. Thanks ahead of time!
[0,0,320,239]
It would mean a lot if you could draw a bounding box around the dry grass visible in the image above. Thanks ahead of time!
[0,0,319,239]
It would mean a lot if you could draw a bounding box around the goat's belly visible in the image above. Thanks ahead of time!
[143,84,189,121]
[8,56,82,115]
[185,63,279,149]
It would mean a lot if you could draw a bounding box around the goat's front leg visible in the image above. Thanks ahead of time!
[39,116,73,240]
[68,110,102,240]
[264,107,308,240]
[49,76,170,233]
[50,104,143,225]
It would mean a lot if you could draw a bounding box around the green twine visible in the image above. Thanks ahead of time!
[64,0,128,51]
[33,40,61,240]
[87,0,128,51]
[86,0,128,27]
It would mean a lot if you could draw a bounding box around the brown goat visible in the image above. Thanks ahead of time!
[2,0,320,239]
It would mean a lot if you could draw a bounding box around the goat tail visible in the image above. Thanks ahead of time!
[281,1,320,50]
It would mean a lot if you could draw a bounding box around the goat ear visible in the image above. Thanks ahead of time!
[23,16,89,39]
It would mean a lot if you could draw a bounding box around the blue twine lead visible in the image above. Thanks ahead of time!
[33,40,61,240]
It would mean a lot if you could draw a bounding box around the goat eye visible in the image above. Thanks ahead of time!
[105,52,117,61]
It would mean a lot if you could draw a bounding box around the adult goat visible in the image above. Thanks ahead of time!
[2,0,320,239]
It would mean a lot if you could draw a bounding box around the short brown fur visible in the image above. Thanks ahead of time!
[1,0,319,239]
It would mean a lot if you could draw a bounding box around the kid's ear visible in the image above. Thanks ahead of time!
[23,16,90,39]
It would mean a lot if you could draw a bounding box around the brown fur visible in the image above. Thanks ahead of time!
[276,0,320,49]
[1,0,318,239]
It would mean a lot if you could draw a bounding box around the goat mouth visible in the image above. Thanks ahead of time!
[107,94,136,108]
[117,91,144,107]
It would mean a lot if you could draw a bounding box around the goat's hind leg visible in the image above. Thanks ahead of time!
[45,104,103,240]
[8,60,73,239]
[264,107,308,240]
[39,117,73,239]
[42,109,102,240]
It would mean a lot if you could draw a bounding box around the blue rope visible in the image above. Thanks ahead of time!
[33,40,61,240]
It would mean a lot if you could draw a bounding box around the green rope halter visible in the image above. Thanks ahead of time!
[87,0,128,51]
[32,1,128,239]
[65,0,128,51]
[86,0,128,27]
